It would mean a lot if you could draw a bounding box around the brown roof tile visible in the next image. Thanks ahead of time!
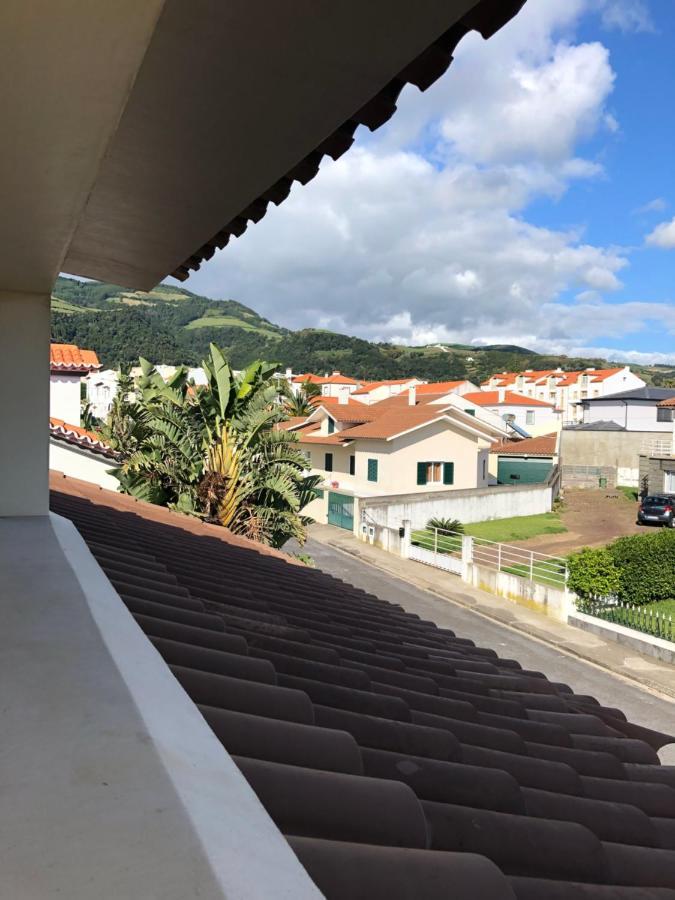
[48,472,675,897]
[493,433,558,457]
[50,343,101,373]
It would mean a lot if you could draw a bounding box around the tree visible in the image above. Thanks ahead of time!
[281,379,320,417]
[108,345,321,548]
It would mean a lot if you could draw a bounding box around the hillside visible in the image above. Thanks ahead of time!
[51,277,675,385]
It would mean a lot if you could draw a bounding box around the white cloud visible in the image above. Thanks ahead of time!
[633,197,667,215]
[181,0,672,361]
[646,217,675,248]
[598,0,655,33]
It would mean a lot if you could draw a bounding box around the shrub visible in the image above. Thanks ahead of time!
[427,517,464,534]
[567,547,622,602]
[609,530,675,605]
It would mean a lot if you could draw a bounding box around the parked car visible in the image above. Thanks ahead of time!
[637,494,675,527]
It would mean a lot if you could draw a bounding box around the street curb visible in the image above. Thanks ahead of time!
[313,535,675,704]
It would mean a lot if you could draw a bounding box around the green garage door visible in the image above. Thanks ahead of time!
[498,458,553,485]
[327,492,354,530]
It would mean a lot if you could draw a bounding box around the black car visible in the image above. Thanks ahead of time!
[637,494,675,527]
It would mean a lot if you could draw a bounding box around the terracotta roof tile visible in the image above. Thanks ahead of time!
[658,397,675,408]
[352,379,419,396]
[49,418,117,458]
[50,343,101,372]
[321,373,361,385]
[415,381,468,395]
[465,391,554,408]
[48,473,675,896]
[340,406,450,440]
[492,432,558,457]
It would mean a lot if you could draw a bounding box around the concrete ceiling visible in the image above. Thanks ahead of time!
[1,1,524,295]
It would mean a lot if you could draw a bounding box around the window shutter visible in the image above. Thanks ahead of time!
[367,459,378,482]
[349,455,355,475]
[443,462,454,485]
[417,462,427,485]
[327,417,335,434]
[325,452,333,472]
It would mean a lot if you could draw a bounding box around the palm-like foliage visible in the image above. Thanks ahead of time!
[108,345,320,547]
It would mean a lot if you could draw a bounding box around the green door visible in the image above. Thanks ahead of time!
[327,492,354,530]
[497,458,553,485]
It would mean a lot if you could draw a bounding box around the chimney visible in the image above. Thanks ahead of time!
[408,386,417,406]
[339,390,348,405]
[498,387,506,403]
[285,367,292,377]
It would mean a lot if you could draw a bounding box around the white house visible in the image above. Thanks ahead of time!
[580,387,675,432]
[50,342,101,425]
[319,372,362,399]
[350,377,425,404]
[86,368,119,421]
[482,366,646,423]
[287,391,505,528]
[49,418,119,490]
[463,388,560,436]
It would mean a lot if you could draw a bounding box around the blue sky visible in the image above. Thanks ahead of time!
[182,1,675,364]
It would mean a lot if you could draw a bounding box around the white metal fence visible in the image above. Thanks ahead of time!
[410,527,568,588]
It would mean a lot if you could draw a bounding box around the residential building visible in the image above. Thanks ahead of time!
[351,377,425,404]
[319,371,362,399]
[490,432,559,485]
[464,388,560,436]
[580,387,675,432]
[415,379,478,397]
[638,396,675,495]
[85,368,119,421]
[50,342,101,424]
[15,4,669,899]
[49,418,119,490]
[289,393,505,529]
[482,366,645,423]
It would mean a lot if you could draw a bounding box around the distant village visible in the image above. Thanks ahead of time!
[50,343,675,533]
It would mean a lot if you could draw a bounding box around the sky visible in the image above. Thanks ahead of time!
[177,0,675,364]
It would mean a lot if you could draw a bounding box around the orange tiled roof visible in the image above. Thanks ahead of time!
[50,343,101,372]
[49,417,117,458]
[352,378,418,395]
[339,406,451,440]
[321,373,361,385]
[415,380,467,395]
[492,432,558,457]
[291,373,327,384]
[658,397,675,408]
[465,391,554,408]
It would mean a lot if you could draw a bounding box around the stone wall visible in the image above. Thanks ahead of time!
[638,454,675,495]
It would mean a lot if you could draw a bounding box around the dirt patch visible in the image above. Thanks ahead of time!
[514,488,643,557]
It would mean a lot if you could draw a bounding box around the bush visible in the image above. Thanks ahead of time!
[609,530,675,605]
[426,517,464,534]
[567,547,622,602]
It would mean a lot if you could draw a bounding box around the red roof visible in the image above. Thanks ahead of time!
[464,391,554,408]
[49,417,117,458]
[322,373,360,385]
[352,378,418,395]
[50,343,100,373]
[415,380,468,395]
[493,432,558,457]
[291,373,327,385]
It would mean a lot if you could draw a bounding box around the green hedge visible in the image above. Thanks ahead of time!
[609,530,675,605]
[569,530,675,606]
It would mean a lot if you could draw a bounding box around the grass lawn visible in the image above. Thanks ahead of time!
[617,485,639,503]
[185,315,280,338]
[646,599,675,616]
[463,513,566,543]
[503,561,567,587]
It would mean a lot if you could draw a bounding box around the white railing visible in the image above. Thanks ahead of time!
[409,527,568,588]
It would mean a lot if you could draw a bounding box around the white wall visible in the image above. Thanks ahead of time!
[50,373,82,424]
[50,441,120,491]
[0,290,50,515]
[584,400,673,432]
[86,369,119,421]
[481,402,559,434]
[362,482,552,530]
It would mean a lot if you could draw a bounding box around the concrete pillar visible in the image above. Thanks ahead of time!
[0,290,50,515]
[400,519,411,558]
[461,534,474,580]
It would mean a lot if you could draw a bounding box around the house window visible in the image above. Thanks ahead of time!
[417,461,454,485]
[464,408,476,416]
[525,410,535,426]
[349,455,355,476]
[367,459,378,482]
[325,452,333,472]
[327,417,335,434]
[657,408,674,423]
[482,458,487,480]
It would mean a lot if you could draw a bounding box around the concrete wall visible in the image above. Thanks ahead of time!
[561,428,667,488]
[0,290,50,515]
[361,482,552,530]
[639,454,675,495]
[465,561,570,622]
[569,611,675,664]
[50,373,83,424]
[50,441,120,491]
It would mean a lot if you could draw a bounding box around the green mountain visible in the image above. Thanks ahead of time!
[50,277,675,386]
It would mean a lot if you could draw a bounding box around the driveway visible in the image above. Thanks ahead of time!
[298,534,675,764]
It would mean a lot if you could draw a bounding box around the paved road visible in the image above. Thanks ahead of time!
[300,536,675,764]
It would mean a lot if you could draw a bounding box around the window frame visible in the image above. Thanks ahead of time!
[367,458,378,483]
[324,452,333,472]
